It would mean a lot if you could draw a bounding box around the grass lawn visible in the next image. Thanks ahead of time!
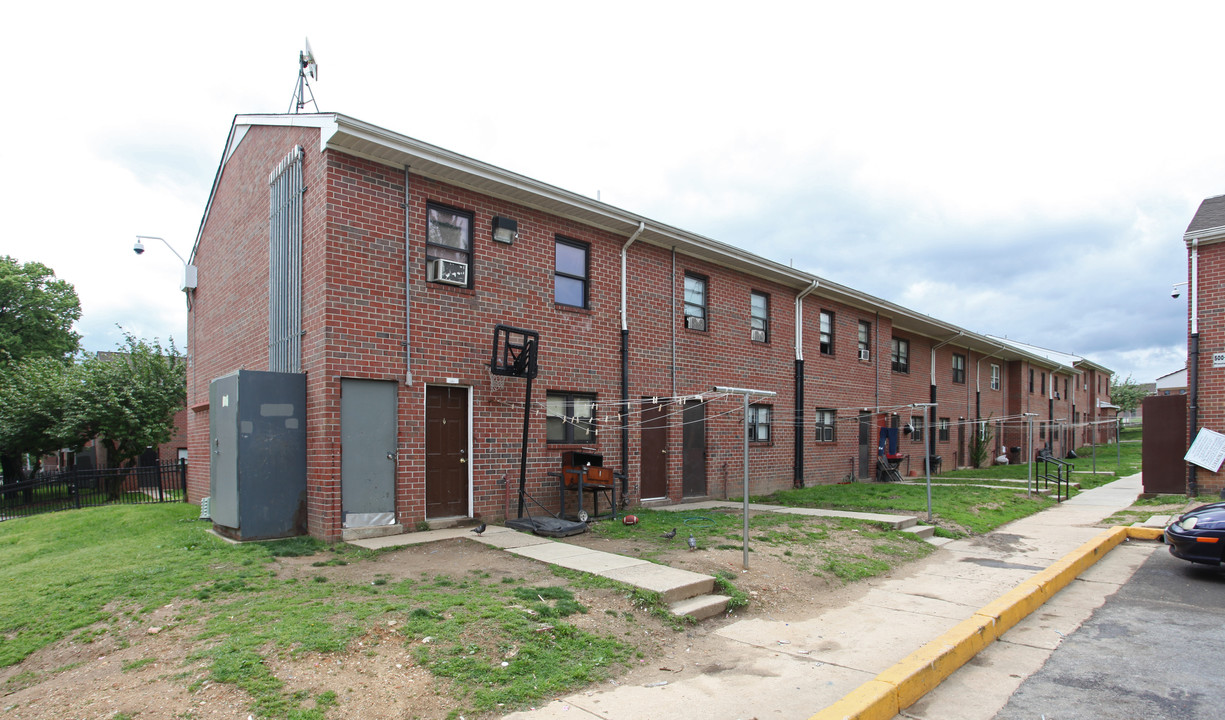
[757,437,1143,536]
[0,504,635,719]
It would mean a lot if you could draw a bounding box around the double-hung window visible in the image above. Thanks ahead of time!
[750,291,769,342]
[819,311,834,355]
[892,337,910,373]
[952,354,966,384]
[858,321,871,360]
[990,364,1001,391]
[554,237,589,308]
[815,409,836,442]
[910,415,925,442]
[546,392,596,444]
[683,273,708,331]
[426,203,474,288]
[938,417,950,442]
[749,405,772,442]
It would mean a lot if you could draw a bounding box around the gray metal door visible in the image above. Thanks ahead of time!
[341,379,398,527]
[208,374,239,528]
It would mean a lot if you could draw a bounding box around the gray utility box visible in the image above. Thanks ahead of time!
[209,370,307,541]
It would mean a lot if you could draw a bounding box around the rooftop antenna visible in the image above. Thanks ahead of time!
[289,37,319,113]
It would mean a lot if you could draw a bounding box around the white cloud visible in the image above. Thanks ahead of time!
[1,0,1214,383]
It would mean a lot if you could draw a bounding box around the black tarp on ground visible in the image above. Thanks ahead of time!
[505,516,588,537]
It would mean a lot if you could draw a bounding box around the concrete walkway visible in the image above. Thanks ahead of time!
[350,502,938,619]
[497,473,1150,720]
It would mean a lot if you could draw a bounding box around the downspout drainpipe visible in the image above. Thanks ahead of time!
[619,222,646,501]
[930,332,963,469]
[793,280,819,487]
[973,347,1004,421]
[1188,237,1200,498]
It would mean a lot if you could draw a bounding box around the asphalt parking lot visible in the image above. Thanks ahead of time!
[994,542,1225,720]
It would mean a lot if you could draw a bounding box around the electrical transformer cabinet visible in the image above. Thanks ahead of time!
[208,370,307,540]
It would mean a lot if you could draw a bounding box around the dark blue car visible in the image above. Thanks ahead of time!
[1165,501,1225,566]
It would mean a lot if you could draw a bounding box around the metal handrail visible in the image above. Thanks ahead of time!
[1037,455,1073,502]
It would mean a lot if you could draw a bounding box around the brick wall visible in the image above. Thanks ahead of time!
[186,125,326,505]
[188,123,1118,540]
[1190,242,1225,495]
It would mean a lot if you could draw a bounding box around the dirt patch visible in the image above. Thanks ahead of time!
[0,525,930,719]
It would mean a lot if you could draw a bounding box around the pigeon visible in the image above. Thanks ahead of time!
[662,528,677,540]
[471,522,487,536]
[687,534,697,551]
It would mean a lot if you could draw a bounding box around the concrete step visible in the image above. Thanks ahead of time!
[342,523,405,542]
[1137,514,1172,529]
[902,524,935,539]
[670,593,730,621]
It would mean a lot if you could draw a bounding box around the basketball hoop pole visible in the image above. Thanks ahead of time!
[517,359,534,517]
[489,325,541,520]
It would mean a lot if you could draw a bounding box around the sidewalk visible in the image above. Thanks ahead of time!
[500,473,1150,720]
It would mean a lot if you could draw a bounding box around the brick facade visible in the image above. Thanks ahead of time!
[187,114,1117,540]
[1180,200,1225,496]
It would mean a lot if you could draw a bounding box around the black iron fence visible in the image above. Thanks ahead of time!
[0,460,188,521]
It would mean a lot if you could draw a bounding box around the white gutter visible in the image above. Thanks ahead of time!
[974,345,1005,393]
[931,331,964,385]
[620,222,646,332]
[794,280,820,361]
[1191,237,1199,335]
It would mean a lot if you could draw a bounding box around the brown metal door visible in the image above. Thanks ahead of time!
[682,399,707,497]
[1142,394,1187,494]
[640,400,668,499]
[426,386,469,517]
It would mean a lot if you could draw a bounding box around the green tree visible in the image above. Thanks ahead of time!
[0,256,81,365]
[0,357,75,482]
[62,334,186,472]
[1108,375,1148,416]
[969,416,995,468]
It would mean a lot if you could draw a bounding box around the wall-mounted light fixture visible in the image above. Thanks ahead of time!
[492,216,518,244]
[1172,281,1188,299]
[135,235,197,292]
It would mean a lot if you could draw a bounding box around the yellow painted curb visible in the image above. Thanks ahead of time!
[807,679,898,720]
[809,524,1164,719]
[876,614,997,709]
[975,582,1045,634]
[1125,526,1165,541]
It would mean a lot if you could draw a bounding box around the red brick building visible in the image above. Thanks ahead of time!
[1180,195,1225,497]
[186,113,1114,541]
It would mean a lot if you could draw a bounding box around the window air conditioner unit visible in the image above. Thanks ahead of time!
[751,328,766,342]
[858,349,871,362]
[685,316,705,331]
[427,258,469,286]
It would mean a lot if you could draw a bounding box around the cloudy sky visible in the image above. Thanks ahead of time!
[1,1,1213,384]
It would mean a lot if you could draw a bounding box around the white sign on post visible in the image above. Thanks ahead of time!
[1185,427,1225,472]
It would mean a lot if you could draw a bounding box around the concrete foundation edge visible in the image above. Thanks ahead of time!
[807,526,1155,720]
